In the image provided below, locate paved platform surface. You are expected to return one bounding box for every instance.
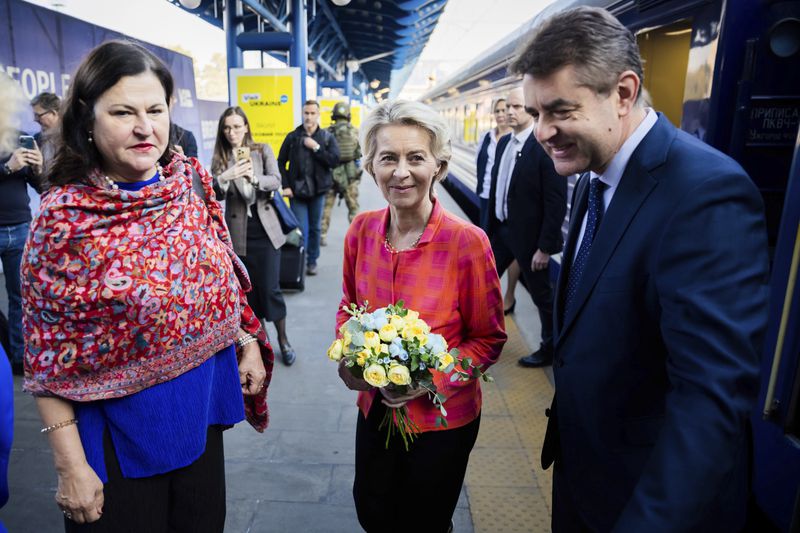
[0,177,553,532]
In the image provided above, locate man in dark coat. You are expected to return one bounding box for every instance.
[514,7,769,532]
[278,100,340,276]
[487,87,567,367]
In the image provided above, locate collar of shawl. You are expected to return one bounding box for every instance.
[23,154,252,401]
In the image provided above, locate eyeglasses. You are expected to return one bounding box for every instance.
[223,124,245,133]
[33,110,54,123]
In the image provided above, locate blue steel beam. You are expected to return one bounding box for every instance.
[240,0,287,31]
[225,0,244,76]
[289,0,308,103]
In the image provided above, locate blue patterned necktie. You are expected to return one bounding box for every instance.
[564,177,606,314]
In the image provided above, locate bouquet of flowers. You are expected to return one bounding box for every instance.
[329,300,492,450]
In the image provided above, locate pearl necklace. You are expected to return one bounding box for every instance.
[102,163,164,190]
[384,229,424,254]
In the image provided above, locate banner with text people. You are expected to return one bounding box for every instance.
[0,0,201,159]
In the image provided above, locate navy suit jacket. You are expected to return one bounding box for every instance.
[486,133,566,264]
[543,114,769,532]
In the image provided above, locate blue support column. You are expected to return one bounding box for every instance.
[290,0,308,104]
[224,0,244,78]
[345,67,353,100]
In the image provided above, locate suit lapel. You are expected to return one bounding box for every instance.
[508,136,537,195]
[556,114,674,343]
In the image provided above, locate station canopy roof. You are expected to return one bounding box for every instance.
[168,0,449,97]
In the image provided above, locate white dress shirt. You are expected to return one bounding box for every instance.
[477,129,500,200]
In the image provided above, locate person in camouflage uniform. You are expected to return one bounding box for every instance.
[321,102,361,245]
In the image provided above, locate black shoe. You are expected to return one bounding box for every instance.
[11,360,24,376]
[518,347,553,368]
[281,344,296,366]
[503,300,516,315]
[306,264,318,276]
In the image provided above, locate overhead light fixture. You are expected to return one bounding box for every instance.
[179,0,202,9]
[331,0,352,5]
[346,60,360,72]
[369,79,381,89]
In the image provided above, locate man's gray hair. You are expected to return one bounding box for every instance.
[510,6,644,100]
[360,99,452,181]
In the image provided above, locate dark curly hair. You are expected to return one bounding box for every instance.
[510,6,643,101]
[48,40,174,186]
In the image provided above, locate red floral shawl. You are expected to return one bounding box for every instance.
[22,155,274,431]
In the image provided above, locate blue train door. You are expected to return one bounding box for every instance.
[752,128,800,531]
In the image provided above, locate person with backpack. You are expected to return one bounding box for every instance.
[321,102,361,246]
[277,100,340,276]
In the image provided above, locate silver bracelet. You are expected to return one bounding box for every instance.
[235,334,257,348]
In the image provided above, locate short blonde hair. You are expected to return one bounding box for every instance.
[360,100,451,182]
[0,75,24,156]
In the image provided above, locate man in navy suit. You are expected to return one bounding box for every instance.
[486,88,567,367]
[512,7,770,532]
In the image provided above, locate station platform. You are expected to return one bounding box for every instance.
[0,178,554,532]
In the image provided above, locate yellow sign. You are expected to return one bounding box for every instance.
[229,68,301,157]
[319,98,363,130]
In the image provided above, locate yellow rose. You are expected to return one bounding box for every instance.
[379,343,390,354]
[356,349,370,367]
[363,364,390,387]
[414,319,431,334]
[342,330,353,352]
[402,323,429,344]
[327,339,343,361]
[405,310,419,322]
[436,352,454,370]
[390,315,406,330]
[379,324,398,343]
[364,331,380,350]
[388,364,412,386]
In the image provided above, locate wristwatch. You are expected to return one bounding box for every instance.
[1,162,12,175]
[313,144,320,153]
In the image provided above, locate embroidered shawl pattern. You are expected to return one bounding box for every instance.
[22,155,274,430]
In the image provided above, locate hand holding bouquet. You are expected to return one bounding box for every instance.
[329,301,492,450]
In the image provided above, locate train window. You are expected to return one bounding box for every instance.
[464,103,478,144]
[637,19,692,128]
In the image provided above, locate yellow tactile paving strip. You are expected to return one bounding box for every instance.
[466,317,554,532]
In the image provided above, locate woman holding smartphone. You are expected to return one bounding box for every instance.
[212,107,296,365]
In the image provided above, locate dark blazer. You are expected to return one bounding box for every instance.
[475,130,492,197]
[543,114,770,532]
[486,132,566,264]
[277,125,339,198]
[170,123,198,158]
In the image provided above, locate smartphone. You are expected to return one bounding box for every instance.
[19,135,35,150]
[235,146,251,162]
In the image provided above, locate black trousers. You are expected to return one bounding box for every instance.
[552,462,594,533]
[239,211,287,322]
[65,426,226,533]
[491,223,555,349]
[353,400,481,533]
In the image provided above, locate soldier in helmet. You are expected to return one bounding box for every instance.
[321,101,361,245]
